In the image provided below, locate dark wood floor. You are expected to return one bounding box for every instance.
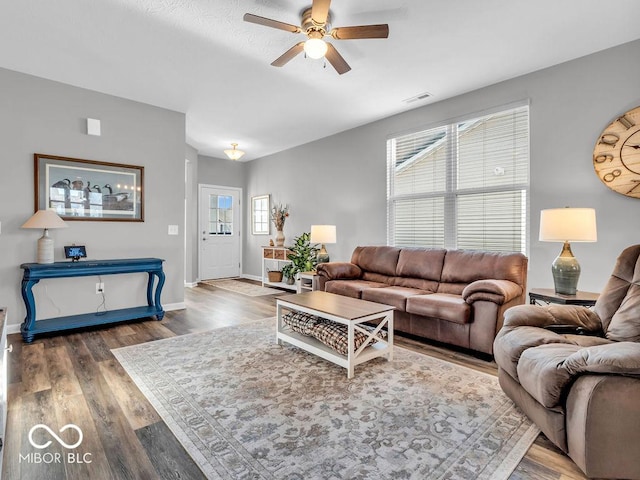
[3,282,588,479]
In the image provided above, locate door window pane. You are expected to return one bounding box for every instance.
[209,194,233,235]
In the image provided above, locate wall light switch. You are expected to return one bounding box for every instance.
[168,225,179,235]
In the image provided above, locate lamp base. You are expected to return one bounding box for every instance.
[551,241,580,295]
[317,244,330,264]
[37,229,55,264]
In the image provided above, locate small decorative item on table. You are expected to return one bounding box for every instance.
[271,203,289,247]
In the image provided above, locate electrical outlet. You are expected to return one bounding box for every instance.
[95,282,104,294]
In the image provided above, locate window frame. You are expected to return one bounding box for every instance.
[387,102,530,255]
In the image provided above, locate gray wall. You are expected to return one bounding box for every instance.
[185,145,198,285]
[0,68,186,328]
[198,154,245,189]
[243,39,640,293]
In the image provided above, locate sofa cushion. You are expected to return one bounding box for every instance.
[395,248,446,281]
[406,293,471,324]
[594,244,640,335]
[325,279,388,299]
[517,343,582,408]
[362,271,394,285]
[441,249,527,285]
[606,283,640,342]
[351,246,401,277]
[392,276,439,292]
[493,326,572,381]
[362,286,426,311]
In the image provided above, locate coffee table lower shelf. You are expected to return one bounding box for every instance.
[277,328,390,374]
[276,291,394,379]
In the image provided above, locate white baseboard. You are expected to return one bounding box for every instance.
[241,274,262,282]
[6,323,20,335]
[184,281,198,288]
[164,302,186,311]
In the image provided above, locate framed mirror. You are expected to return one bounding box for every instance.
[251,194,270,235]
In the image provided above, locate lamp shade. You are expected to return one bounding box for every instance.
[310,225,336,244]
[22,210,67,264]
[539,208,597,243]
[21,210,68,229]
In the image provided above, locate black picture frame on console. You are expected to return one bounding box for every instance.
[34,153,144,221]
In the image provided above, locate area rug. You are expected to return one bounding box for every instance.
[201,279,283,296]
[112,318,539,480]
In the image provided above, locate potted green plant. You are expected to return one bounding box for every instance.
[281,263,295,285]
[287,232,319,280]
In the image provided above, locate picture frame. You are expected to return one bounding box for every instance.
[34,153,144,221]
[251,194,270,235]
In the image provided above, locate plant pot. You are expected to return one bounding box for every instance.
[286,276,295,285]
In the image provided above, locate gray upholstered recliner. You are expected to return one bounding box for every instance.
[494,245,640,479]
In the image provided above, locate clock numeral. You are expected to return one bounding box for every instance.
[603,169,622,182]
[617,114,636,130]
[627,180,640,194]
[594,154,613,163]
[599,132,620,147]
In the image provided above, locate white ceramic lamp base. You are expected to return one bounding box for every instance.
[37,229,55,264]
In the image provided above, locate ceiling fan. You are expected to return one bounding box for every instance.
[243,0,389,75]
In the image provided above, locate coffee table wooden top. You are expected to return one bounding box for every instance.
[278,291,394,321]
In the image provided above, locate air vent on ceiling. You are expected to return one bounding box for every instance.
[403,92,432,104]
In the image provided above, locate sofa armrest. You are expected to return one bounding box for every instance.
[564,342,640,376]
[462,279,523,305]
[316,262,362,281]
[503,304,602,331]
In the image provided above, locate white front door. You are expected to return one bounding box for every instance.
[199,185,241,280]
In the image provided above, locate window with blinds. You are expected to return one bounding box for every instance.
[387,104,529,254]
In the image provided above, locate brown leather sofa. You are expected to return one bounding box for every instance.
[316,246,528,355]
[493,244,640,479]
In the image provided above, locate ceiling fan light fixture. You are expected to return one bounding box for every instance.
[224,143,245,161]
[304,38,328,59]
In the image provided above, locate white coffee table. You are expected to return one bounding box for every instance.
[276,291,394,378]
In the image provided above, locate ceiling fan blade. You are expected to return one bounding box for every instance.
[271,42,305,67]
[311,0,331,24]
[330,24,389,40]
[325,43,351,75]
[243,13,301,33]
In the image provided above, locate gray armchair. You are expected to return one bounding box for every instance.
[494,245,640,479]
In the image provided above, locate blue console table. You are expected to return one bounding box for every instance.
[20,258,165,343]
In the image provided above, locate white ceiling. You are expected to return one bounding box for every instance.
[2,0,640,161]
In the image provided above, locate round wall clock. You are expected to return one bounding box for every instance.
[593,105,640,198]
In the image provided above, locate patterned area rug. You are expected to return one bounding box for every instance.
[112,319,539,480]
[201,279,283,296]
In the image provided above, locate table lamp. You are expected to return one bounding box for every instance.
[539,207,597,295]
[310,225,336,264]
[21,210,68,264]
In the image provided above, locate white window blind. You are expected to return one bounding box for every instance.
[387,105,529,254]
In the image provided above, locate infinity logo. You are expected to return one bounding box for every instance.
[28,424,83,449]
